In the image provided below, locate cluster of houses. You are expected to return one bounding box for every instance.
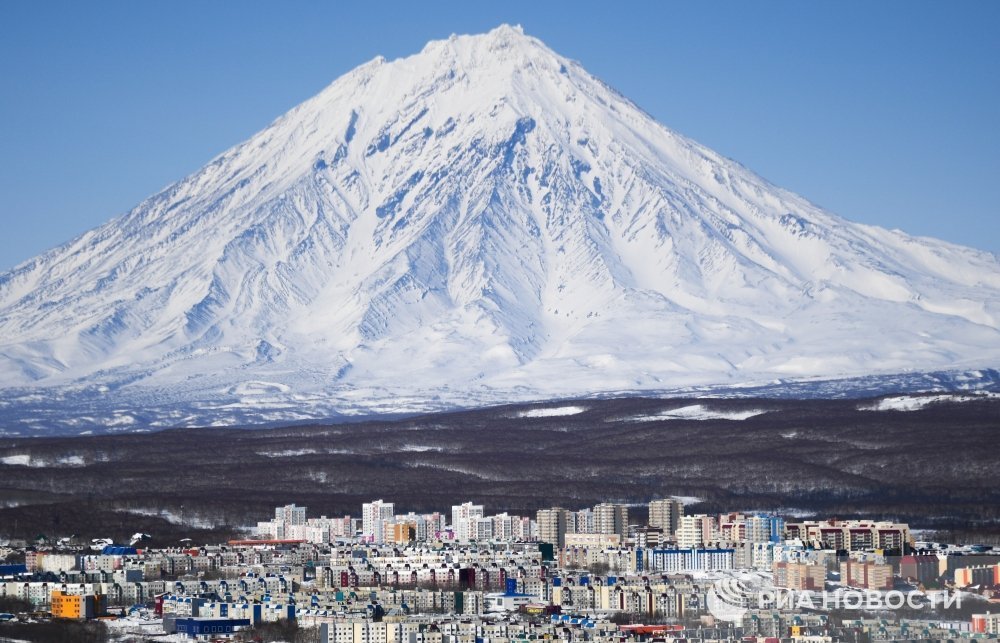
[0,500,998,641]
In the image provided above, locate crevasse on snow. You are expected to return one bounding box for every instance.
[0,25,999,432]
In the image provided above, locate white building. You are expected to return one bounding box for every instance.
[362,500,395,544]
[677,514,716,549]
[647,547,735,572]
[473,517,494,542]
[451,502,484,543]
[491,513,515,541]
[573,508,595,534]
[275,504,306,526]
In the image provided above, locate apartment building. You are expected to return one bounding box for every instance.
[676,514,716,549]
[647,498,684,535]
[275,503,306,526]
[784,520,911,552]
[773,561,826,590]
[536,508,572,548]
[593,503,629,540]
[840,560,893,590]
[362,500,395,544]
[451,502,485,543]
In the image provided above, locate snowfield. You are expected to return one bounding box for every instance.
[257,448,321,457]
[514,406,589,418]
[0,453,86,467]
[860,391,999,412]
[0,25,999,433]
[622,405,767,422]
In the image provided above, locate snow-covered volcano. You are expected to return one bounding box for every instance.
[2,25,999,432]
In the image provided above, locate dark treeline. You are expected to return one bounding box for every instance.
[0,620,109,642]
[0,395,997,545]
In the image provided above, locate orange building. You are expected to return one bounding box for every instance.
[954,563,1000,588]
[389,522,416,544]
[972,613,1000,634]
[51,591,106,620]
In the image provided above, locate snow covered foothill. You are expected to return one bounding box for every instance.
[0,25,999,432]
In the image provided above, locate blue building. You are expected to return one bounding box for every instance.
[768,516,785,544]
[172,616,251,639]
[0,564,27,578]
[101,545,138,556]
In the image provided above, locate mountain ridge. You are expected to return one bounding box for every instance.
[1,24,999,433]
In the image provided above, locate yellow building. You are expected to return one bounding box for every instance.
[50,590,105,619]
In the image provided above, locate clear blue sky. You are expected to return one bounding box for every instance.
[1,1,998,272]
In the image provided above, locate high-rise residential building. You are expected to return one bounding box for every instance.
[768,516,785,543]
[428,512,447,534]
[647,499,684,535]
[362,499,395,543]
[491,513,517,541]
[537,507,572,548]
[745,515,773,543]
[274,504,306,526]
[718,513,747,542]
[388,522,416,544]
[593,503,629,540]
[512,515,534,541]
[451,502,485,543]
[473,517,495,542]
[677,514,716,548]
[394,512,430,541]
[572,508,595,534]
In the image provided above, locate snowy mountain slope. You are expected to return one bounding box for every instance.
[1,25,999,432]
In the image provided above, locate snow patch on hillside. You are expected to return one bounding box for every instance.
[0,453,86,467]
[515,406,588,418]
[122,507,225,529]
[257,448,320,457]
[623,405,767,422]
[860,392,999,412]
